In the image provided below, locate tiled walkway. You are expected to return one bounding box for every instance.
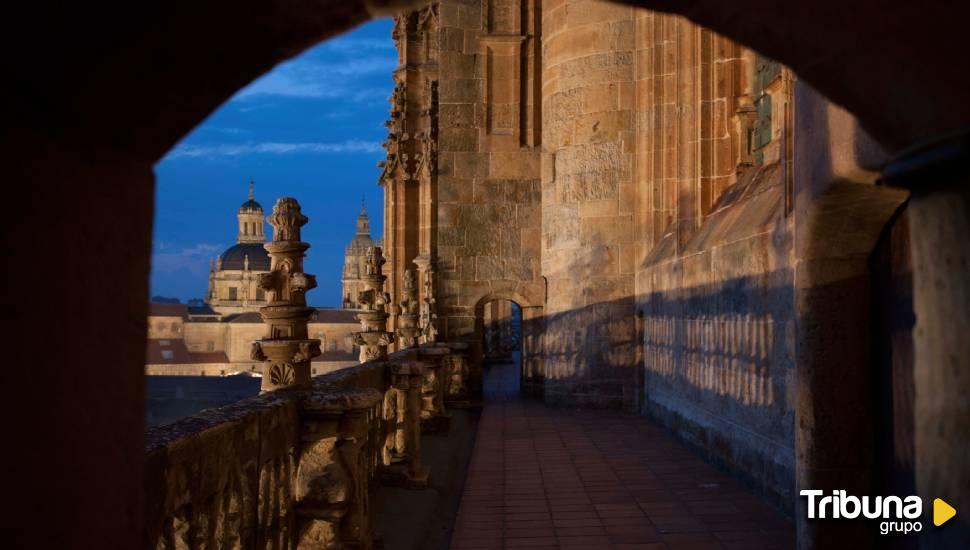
[450,363,795,550]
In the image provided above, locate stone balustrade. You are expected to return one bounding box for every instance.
[144,342,470,549]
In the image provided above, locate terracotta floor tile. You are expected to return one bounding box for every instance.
[449,365,794,550]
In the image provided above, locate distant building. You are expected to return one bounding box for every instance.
[341,203,378,309]
[145,303,358,377]
[206,181,271,315]
[147,181,361,376]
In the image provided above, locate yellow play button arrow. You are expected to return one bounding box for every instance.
[933,498,957,527]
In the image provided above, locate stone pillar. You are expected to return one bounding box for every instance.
[417,345,450,432]
[296,388,382,549]
[909,187,970,548]
[541,0,639,408]
[353,246,395,362]
[413,255,439,344]
[443,343,472,405]
[882,133,970,549]
[396,268,421,348]
[251,197,321,392]
[382,361,431,487]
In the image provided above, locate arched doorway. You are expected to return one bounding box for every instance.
[480,299,523,399]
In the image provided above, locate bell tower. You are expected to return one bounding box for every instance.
[237,180,266,243]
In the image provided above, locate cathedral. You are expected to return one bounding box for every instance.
[145,182,368,376]
[206,181,271,315]
[340,203,378,309]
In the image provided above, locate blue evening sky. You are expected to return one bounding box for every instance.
[150,19,395,307]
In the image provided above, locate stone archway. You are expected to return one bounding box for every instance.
[472,292,544,400]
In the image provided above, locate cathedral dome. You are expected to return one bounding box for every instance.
[219,243,270,271]
[348,232,374,250]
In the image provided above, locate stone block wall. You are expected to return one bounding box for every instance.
[637,163,796,507]
[434,0,545,340]
[630,10,799,506]
[540,0,639,408]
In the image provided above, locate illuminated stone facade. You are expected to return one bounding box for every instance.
[380,0,912,512]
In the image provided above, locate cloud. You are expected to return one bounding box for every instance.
[151,243,223,277]
[204,126,249,135]
[233,56,396,101]
[323,37,396,52]
[166,140,384,159]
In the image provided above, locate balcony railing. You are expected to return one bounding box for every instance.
[144,342,471,549]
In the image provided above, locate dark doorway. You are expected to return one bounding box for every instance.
[481,299,523,399]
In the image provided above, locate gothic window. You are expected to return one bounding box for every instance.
[329,340,337,352]
[256,288,265,301]
[170,322,178,333]
[228,287,237,300]
[243,223,248,236]
[206,341,214,352]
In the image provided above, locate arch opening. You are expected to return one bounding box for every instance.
[480,298,523,400]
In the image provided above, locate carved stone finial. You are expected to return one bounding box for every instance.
[254,197,319,392]
[268,197,308,243]
[353,246,395,361]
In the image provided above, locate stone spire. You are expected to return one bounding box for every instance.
[352,246,394,362]
[250,197,320,391]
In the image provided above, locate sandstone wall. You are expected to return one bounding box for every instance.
[183,322,228,353]
[630,11,799,505]
[434,0,545,342]
[539,0,639,407]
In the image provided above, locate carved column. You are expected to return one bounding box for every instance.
[413,255,438,344]
[417,345,449,433]
[296,388,382,549]
[251,197,320,392]
[382,361,431,487]
[396,269,421,348]
[352,246,395,363]
[443,343,472,406]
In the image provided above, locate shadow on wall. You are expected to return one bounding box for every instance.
[522,270,797,508]
[530,296,639,409]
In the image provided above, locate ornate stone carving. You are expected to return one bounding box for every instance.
[396,268,422,349]
[269,363,295,386]
[416,346,450,432]
[378,82,411,186]
[297,388,382,549]
[380,362,431,487]
[414,256,439,344]
[444,353,469,403]
[352,246,395,362]
[254,197,320,392]
[414,79,439,181]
